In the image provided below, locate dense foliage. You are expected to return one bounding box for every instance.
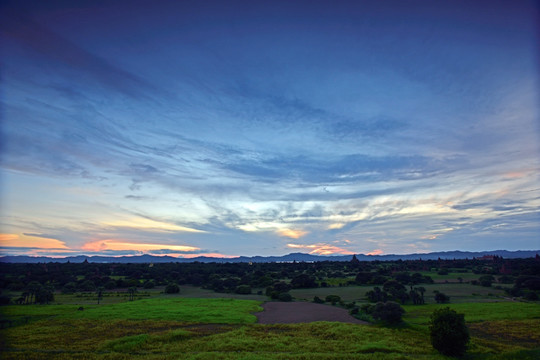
[371,301,405,325]
[0,255,539,305]
[429,307,470,357]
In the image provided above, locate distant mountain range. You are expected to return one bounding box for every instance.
[1,250,538,263]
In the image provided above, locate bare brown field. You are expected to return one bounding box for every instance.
[255,301,368,324]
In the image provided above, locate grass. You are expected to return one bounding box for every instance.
[1,320,441,359]
[3,317,539,359]
[0,298,262,324]
[1,289,539,359]
[403,302,540,326]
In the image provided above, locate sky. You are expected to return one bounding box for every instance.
[1,0,539,258]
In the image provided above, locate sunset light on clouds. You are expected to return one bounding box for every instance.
[1,0,539,259]
[81,240,200,254]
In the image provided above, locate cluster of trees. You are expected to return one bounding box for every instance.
[366,281,428,305]
[1,256,538,305]
[13,281,54,305]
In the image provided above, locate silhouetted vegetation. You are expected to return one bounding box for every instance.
[0,255,538,306]
[430,307,470,356]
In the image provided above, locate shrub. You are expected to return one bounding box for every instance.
[143,280,155,289]
[291,274,317,288]
[313,296,324,304]
[435,292,450,303]
[62,282,77,294]
[104,280,117,290]
[325,295,341,305]
[266,281,291,299]
[429,307,470,357]
[355,271,373,285]
[479,275,494,287]
[79,280,96,292]
[165,283,180,294]
[360,303,374,314]
[278,292,293,302]
[344,302,356,309]
[371,301,405,325]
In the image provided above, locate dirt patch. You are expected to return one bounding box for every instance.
[255,302,368,324]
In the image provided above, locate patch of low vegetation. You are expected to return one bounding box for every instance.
[1,298,262,324]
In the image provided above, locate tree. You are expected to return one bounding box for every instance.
[26,281,41,304]
[128,287,137,301]
[35,285,54,304]
[165,283,180,294]
[79,280,96,292]
[478,275,494,287]
[291,274,317,288]
[355,272,373,285]
[434,292,450,304]
[383,280,409,304]
[62,282,77,294]
[96,287,104,305]
[416,287,426,304]
[371,301,405,325]
[278,292,293,302]
[325,295,341,305]
[366,286,387,303]
[429,307,470,357]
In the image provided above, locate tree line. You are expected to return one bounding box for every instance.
[0,255,539,305]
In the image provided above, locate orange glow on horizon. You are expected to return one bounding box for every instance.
[0,233,69,249]
[287,243,355,255]
[366,249,383,255]
[179,252,237,259]
[82,239,200,253]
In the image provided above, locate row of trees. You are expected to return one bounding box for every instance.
[1,257,538,304]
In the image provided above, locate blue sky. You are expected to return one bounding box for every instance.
[1,0,539,258]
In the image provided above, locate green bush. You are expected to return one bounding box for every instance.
[434,292,450,303]
[165,283,180,294]
[371,301,405,325]
[429,307,470,357]
[325,295,341,305]
[278,292,293,302]
[143,280,155,289]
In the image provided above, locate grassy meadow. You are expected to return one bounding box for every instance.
[1,282,539,360]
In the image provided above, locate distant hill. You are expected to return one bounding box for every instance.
[0,250,538,263]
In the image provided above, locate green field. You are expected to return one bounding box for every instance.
[1,297,262,324]
[1,289,539,359]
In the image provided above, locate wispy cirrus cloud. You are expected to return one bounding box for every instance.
[1,0,538,258]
